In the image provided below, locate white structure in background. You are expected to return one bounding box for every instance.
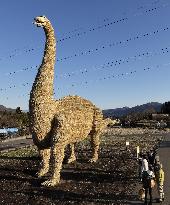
[0,128,8,134]
[137,146,140,158]
[0,128,18,137]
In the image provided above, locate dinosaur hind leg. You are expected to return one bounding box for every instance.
[89,132,100,163]
[89,118,109,163]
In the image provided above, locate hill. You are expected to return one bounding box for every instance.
[103,102,162,118]
[0,105,29,129]
[0,105,15,112]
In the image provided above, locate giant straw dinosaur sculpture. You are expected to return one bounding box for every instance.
[29,16,115,186]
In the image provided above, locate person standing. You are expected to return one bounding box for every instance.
[142,165,155,205]
[141,154,149,174]
[147,150,155,166]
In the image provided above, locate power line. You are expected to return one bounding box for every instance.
[0,1,169,62]
[57,17,128,43]
[57,47,169,79]
[69,62,170,88]
[1,51,169,93]
[52,0,170,43]
[1,59,169,103]
[56,26,169,62]
[2,21,166,65]
[1,46,169,78]
[4,65,39,76]
[1,61,170,101]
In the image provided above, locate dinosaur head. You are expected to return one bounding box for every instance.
[34,16,49,27]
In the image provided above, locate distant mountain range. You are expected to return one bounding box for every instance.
[0,105,15,112]
[103,102,162,118]
[0,105,28,113]
[0,102,163,117]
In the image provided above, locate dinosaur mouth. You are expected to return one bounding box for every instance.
[34,18,43,27]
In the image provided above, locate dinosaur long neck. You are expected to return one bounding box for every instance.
[29,21,56,143]
[31,22,56,101]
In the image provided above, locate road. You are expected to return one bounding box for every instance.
[157,133,170,204]
[0,135,33,152]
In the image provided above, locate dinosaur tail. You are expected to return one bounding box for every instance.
[104,118,113,125]
[93,108,118,131]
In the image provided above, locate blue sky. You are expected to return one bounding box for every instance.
[0,0,170,110]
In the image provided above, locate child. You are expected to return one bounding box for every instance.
[155,163,165,202]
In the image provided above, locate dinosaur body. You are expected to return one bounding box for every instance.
[29,16,113,186]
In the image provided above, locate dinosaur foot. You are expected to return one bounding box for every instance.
[42,178,60,187]
[37,168,49,178]
[67,156,76,164]
[88,157,98,163]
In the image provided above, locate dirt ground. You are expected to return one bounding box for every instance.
[0,131,166,205]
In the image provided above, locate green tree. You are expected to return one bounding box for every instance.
[16,107,22,114]
[161,102,170,114]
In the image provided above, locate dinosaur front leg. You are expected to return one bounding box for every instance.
[37,148,50,177]
[42,140,66,187]
[67,143,76,163]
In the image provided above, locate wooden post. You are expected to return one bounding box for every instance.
[126,141,129,151]
[137,145,140,159]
